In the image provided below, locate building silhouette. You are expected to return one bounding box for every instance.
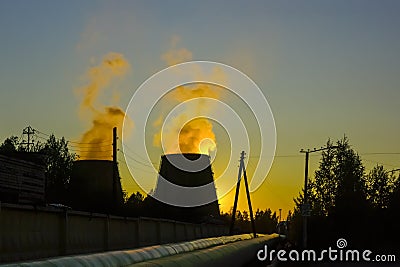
[0,153,45,204]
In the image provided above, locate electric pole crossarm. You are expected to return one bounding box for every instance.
[21,126,36,152]
[300,145,339,154]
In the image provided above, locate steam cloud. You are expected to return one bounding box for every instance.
[77,52,133,159]
[154,37,224,155]
[161,35,193,66]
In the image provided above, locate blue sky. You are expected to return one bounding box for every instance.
[1,1,400,213]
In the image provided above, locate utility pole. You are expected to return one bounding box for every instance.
[229,151,257,238]
[300,146,338,248]
[112,127,118,210]
[279,208,282,223]
[21,126,36,152]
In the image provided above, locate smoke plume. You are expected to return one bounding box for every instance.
[77,52,133,159]
[161,36,193,66]
[154,38,224,155]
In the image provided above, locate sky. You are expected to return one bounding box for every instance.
[1,1,400,217]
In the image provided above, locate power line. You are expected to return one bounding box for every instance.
[119,147,160,166]
[68,143,112,148]
[71,149,112,153]
[68,140,112,145]
[121,143,151,163]
[249,151,400,159]
[35,129,50,137]
[119,150,154,168]
[118,157,156,174]
[363,158,400,169]
[35,128,113,145]
[35,135,48,141]
[76,155,112,159]
[360,152,400,155]
[249,154,322,159]
[29,127,400,155]
[37,135,110,153]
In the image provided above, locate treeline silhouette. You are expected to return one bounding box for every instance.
[221,209,279,234]
[288,136,400,252]
[123,190,279,233]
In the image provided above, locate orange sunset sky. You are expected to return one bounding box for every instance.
[1,1,400,217]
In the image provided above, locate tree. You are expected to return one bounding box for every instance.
[41,134,76,203]
[124,191,145,216]
[364,165,394,209]
[254,208,278,234]
[290,137,369,247]
[311,139,337,216]
[0,136,20,153]
[288,191,306,244]
[0,135,43,153]
[221,207,278,234]
[390,172,400,206]
[387,172,400,244]
[333,137,366,215]
[304,137,367,217]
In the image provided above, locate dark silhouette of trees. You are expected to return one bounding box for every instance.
[220,208,278,234]
[123,191,145,217]
[254,208,279,234]
[122,193,280,230]
[310,140,337,216]
[289,136,400,250]
[364,165,395,209]
[387,172,400,243]
[333,137,367,217]
[41,134,76,203]
[308,137,366,217]
[0,136,20,153]
[289,192,303,242]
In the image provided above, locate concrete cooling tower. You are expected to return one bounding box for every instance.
[68,160,124,214]
[151,153,220,223]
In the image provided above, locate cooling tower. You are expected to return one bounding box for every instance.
[151,153,220,223]
[68,160,123,214]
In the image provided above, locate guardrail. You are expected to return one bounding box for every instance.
[0,202,228,263]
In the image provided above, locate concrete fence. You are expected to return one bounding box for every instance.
[0,203,228,263]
